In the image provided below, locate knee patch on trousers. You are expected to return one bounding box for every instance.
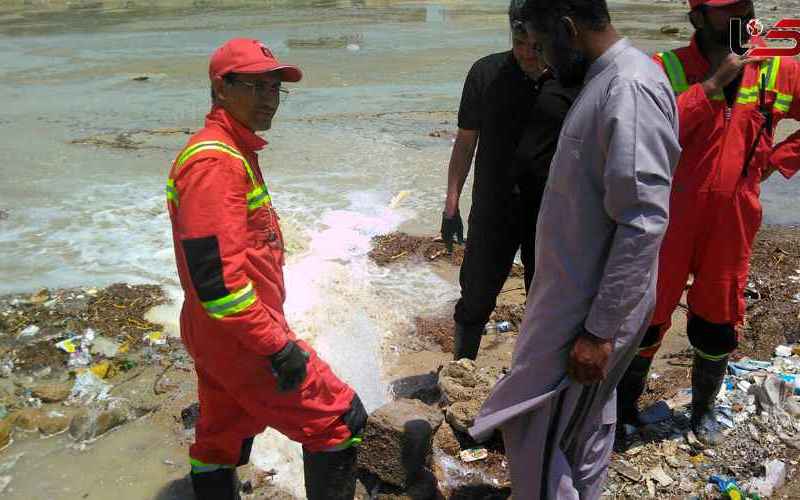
[637,324,667,359]
[687,314,738,359]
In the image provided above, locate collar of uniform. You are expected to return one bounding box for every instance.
[205,105,268,153]
[584,37,632,83]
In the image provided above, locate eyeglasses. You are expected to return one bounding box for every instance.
[229,79,290,98]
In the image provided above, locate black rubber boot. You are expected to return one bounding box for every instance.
[190,468,241,500]
[453,323,484,361]
[617,355,654,427]
[303,446,358,500]
[690,352,729,446]
[614,355,653,451]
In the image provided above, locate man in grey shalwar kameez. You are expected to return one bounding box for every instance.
[469,1,682,498]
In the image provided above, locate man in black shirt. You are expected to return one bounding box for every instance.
[441,0,578,360]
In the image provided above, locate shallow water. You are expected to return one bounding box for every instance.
[0,0,798,497]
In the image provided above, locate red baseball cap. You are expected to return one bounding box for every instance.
[209,38,302,82]
[688,0,748,10]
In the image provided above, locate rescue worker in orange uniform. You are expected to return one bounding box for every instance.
[617,0,800,446]
[166,39,367,499]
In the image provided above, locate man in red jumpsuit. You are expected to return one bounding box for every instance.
[166,39,367,499]
[616,0,800,447]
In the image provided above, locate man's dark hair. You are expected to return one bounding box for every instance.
[522,0,611,33]
[509,0,527,34]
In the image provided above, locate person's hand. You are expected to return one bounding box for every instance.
[269,341,310,392]
[567,328,613,385]
[703,53,766,97]
[440,211,464,253]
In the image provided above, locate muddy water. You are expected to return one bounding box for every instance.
[0,1,798,498]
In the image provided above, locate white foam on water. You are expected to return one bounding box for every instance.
[250,192,457,498]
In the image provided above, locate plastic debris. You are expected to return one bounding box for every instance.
[709,475,745,500]
[0,406,6,420]
[746,460,786,497]
[775,345,793,358]
[89,361,114,379]
[639,400,672,425]
[91,337,121,358]
[18,325,40,338]
[495,321,512,333]
[69,371,111,403]
[143,331,167,346]
[460,447,488,463]
[0,360,14,378]
[0,476,10,494]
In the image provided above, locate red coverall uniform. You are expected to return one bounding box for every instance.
[166,106,357,467]
[641,36,800,359]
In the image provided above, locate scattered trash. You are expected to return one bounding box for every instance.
[17,325,40,338]
[69,371,111,403]
[660,25,680,34]
[346,43,360,52]
[648,465,674,487]
[89,361,114,379]
[775,345,793,357]
[460,447,488,463]
[0,360,14,378]
[143,331,166,346]
[746,459,786,497]
[639,400,672,425]
[91,337,121,358]
[131,75,150,81]
[0,406,6,420]
[495,321,512,333]
[709,475,745,500]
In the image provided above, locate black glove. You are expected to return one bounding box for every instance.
[440,211,464,253]
[269,341,310,393]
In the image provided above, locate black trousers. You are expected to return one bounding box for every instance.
[454,178,547,328]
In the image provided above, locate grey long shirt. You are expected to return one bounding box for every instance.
[472,37,681,440]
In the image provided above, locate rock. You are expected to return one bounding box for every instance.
[432,422,460,456]
[0,418,12,449]
[69,406,128,441]
[446,400,482,434]
[368,467,438,500]
[612,461,642,482]
[358,399,444,489]
[38,412,70,436]
[29,289,50,304]
[437,359,501,405]
[31,383,72,403]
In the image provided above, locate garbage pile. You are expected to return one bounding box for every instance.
[607,345,800,498]
[0,284,180,452]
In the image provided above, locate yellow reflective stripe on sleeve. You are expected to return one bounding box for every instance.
[247,184,272,210]
[775,92,793,113]
[659,51,689,94]
[201,281,257,319]
[166,179,179,206]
